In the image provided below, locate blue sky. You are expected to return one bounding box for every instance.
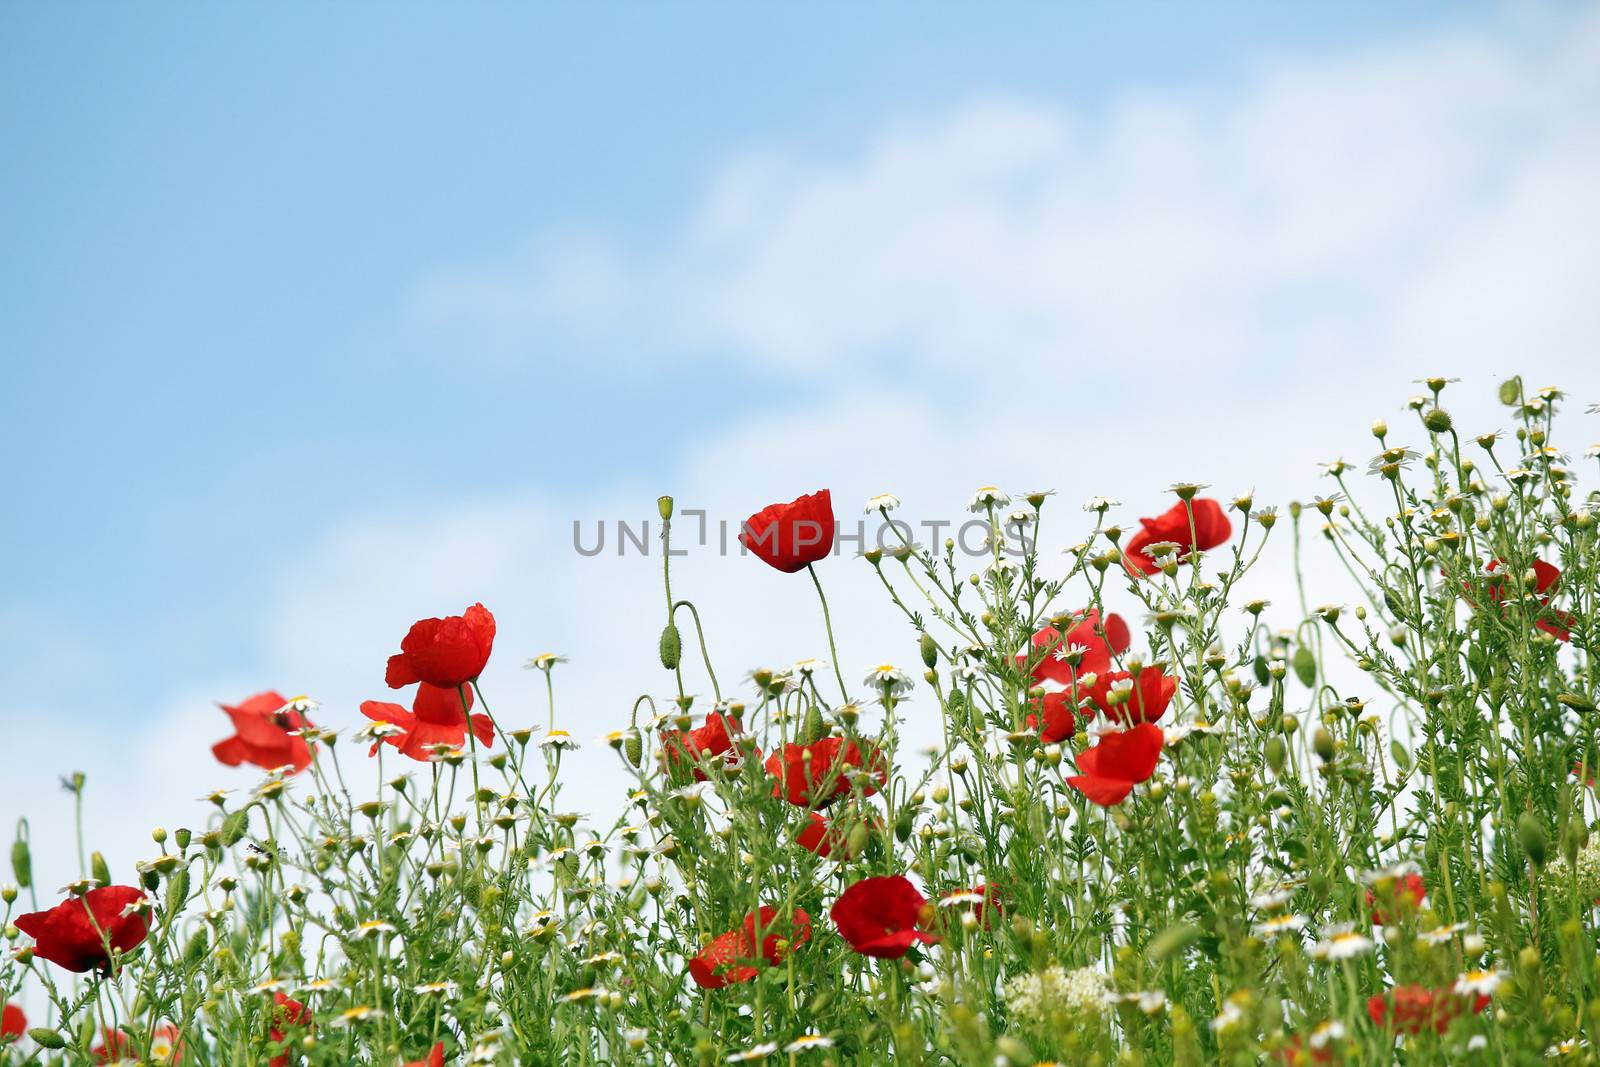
[4,1,1597,877]
[0,1,1484,693]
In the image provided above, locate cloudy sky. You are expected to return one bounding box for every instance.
[3,1,1598,882]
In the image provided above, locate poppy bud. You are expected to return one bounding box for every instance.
[29,1028,67,1049]
[1519,813,1547,868]
[894,811,913,842]
[90,852,111,887]
[659,623,682,670]
[1312,728,1335,763]
[802,705,826,743]
[183,927,209,967]
[624,732,643,767]
[919,632,938,670]
[1264,736,1286,777]
[10,839,30,889]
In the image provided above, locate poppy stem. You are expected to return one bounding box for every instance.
[807,563,850,704]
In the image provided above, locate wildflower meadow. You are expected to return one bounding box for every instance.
[5,374,1600,1066]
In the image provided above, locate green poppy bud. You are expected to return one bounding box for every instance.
[1265,736,1286,777]
[10,839,30,889]
[659,623,682,670]
[1519,812,1548,869]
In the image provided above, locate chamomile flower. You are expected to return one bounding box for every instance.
[727,1043,780,1062]
[1454,969,1506,998]
[783,1035,835,1053]
[967,486,1010,512]
[1253,914,1308,938]
[414,980,460,997]
[524,653,569,671]
[1083,496,1121,513]
[1419,922,1469,945]
[539,730,579,752]
[864,493,901,513]
[1309,924,1374,961]
[332,1005,382,1027]
[351,920,395,940]
[863,663,914,695]
[1309,1020,1347,1049]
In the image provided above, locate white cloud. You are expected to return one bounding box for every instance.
[416,4,1600,392]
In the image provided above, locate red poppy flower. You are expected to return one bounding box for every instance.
[688,908,811,988]
[1021,611,1132,742]
[1025,691,1081,744]
[385,603,496,689]
[766,737,886,807]
[403,1043,445,1067]
[1023,611,1131,687]
[268,992,311,1067]
[1365,872,1426,925]
[1367,984,1488,1035]
[688,929,757,990]
[1,1003,24,1043]
[16,886,151,974]
[742,906,812,967]
[1087,666,1177,726]
[939,883,1002,929]
[1479,558,1573,641]
[1065,723,1164,806]
[661,712,746,782]
[211,690,314,774]
[831,875,939,958]
[1123,498,1232,576]
[360,683,493,761]
[93,1024,182,1064]
[741,490,835,573]
[795,810,877,860]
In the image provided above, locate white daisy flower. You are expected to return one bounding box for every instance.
[539,730,579,751]
[1210,998,1246,1032]
[351,920,396,940]
[357,721,407,741]
[727,1043,780,1062]
[783,1034,835,1053]
[1418,922,1468,946]
[524,653,569,670]
[1309,1020,1347,1049]
[1083,496,1121,513]
[415,980,460,996]
[1250,886,1296,910]
[864,493,901,513]
[1454,969,1506,997]
[332,1005,382,1027]
[561,986,607,1003]
[863,663,914,695]
[1309,924,1375,961]
[967,486,1010,512]
[1252,914,1308,938]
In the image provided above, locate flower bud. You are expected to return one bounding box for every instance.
[657,495,674,521]
[659,623,682,670]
